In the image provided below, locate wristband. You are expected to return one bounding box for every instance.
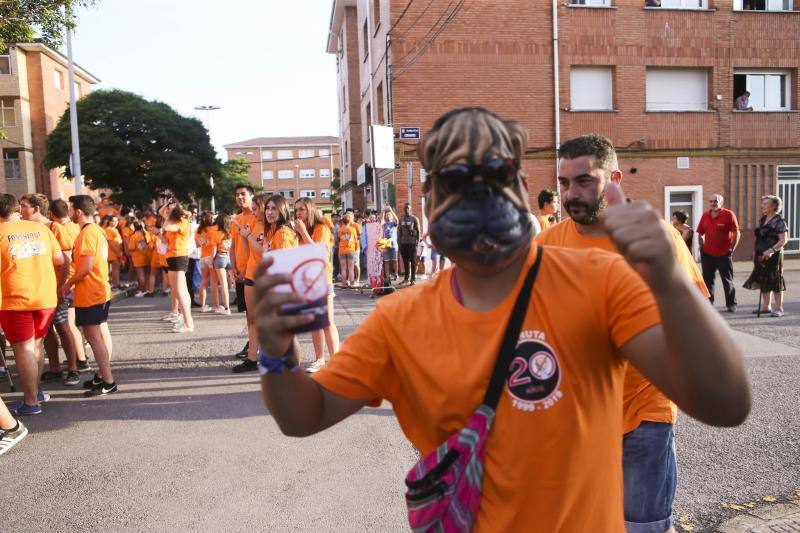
[257,345,299,375]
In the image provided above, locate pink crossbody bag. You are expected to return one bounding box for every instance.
[404,247,544,532]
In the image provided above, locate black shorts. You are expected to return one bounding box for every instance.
[235,281,247,313]
[167,256,189,272]
[75,301,110,327]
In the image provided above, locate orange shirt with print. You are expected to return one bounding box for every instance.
[212,230,232,255]
[314,244,661,532]
[337,224,359,255]
[105,227,123,262]
[196,227,217,258]
[311,223,333,284]
[128,232,153,268]
[73,223,112,307]
[165,218,190,258]
[244,219,266,281]
[535,217,709,434]
[232,212,257,275]
[0,220,61,310]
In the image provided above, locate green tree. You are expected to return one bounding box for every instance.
[0,1,96,51]
[44,89,220,207]
[330,167,342,211]
[214,157,260,214]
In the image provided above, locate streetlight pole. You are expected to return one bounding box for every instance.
[65,13,82,194]
[194,105,220,212]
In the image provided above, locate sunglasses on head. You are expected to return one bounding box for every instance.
[434,158,519,189]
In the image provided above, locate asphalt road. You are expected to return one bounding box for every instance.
[1,266,799,532]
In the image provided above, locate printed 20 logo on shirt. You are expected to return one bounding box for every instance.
[507,330,563,412]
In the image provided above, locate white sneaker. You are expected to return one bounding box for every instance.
[215,307,231,315]
[305,359,326,373]
[134,291,146,298]
[200,305,213,313]
[161,312,180,322]
[172,321,194,333]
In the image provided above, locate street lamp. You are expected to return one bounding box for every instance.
[194,105,220,212]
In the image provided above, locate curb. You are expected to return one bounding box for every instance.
[712,492,800,533]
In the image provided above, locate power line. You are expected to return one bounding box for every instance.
[391,0,455,68]
[388,0,415,34]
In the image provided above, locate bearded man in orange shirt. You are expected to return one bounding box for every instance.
[250,108,751,532]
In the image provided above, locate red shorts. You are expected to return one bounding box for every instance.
[0,309,56,344]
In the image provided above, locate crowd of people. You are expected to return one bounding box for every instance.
[0,109,790,532]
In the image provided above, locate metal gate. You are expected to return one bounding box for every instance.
[777,165,800,253]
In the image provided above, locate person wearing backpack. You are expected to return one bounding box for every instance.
[250,108,751,532]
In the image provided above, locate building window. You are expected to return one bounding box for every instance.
[570,0,612,5]
[319,148,331,157]
[0,97,16,127]
[366,102,372,142]
[363,19,369,59]
[54,69,64,90]
[373,0,381,29]
[646,0,708,8]
[376,82,385,124]
[342,85,347,112]
[265,191,274,196]
[300,189,316,198]
[320,168,331,178]
[733,71,790,111]
[261,150,273,160]
[646,68,708,111]
[262,170,274,181]
[280,190,295,199]
[344,141,348,165]
[299,149,315,158]
[299,169,316,178]
[235,151,254,156]
[277,150,293,160]
[3,150,21,180]
[278,170,294,179]
[735,0,793,10]
[570,67,613,111]
[320,189,332,198]
[0,56,10,75]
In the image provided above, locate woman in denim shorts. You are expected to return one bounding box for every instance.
[211,214,232,314]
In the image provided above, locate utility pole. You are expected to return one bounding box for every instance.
[65,11,82,194]
[194,105,220,212]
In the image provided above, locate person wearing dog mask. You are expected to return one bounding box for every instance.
[251,107,750,532]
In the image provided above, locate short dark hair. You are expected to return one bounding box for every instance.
[0,194,19,218]
[234,183,255,195]
[49,198,69,218]
[672,210,688,224]
[21,193,49,214]
[69,195,96,217]
[558,134,618,173]
[537,189,557,210]
[743,91,751,96]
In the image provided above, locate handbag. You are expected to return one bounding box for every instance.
[404,247,544,533]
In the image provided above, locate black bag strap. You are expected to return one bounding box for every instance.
[482,246,544,410]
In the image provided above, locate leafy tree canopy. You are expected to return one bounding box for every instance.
[44,89,221,207]
[0,1,95,51]
[214,158,260,214]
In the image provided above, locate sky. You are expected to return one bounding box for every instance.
[63,0,339,160]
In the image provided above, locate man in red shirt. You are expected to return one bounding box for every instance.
[696,194,740,312]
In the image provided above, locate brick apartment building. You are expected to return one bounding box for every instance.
[0,43,98,199]
[327,0,800,260]
[224,136,340,211]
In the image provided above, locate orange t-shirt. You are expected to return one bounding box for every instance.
[48,221,75,252]
[266,225,298,252]
[165,218,190,258]
[105,227,123,262]
[196,227,217,259]
[73,223,112,307]
[212,230,232,255]
[535,217,709,434]
[128,232,152,268]
[0,220,60,310]
[313,244,660,532]
[232,212,257,274]
[337,224,359,255]
[244,219,266,281]
[62,221,81,243]
[312,223,333,284]
[536,214,552,231]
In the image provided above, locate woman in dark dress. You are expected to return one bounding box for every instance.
[743,195,788,317]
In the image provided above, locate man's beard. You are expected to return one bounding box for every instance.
[564,195,607,225]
